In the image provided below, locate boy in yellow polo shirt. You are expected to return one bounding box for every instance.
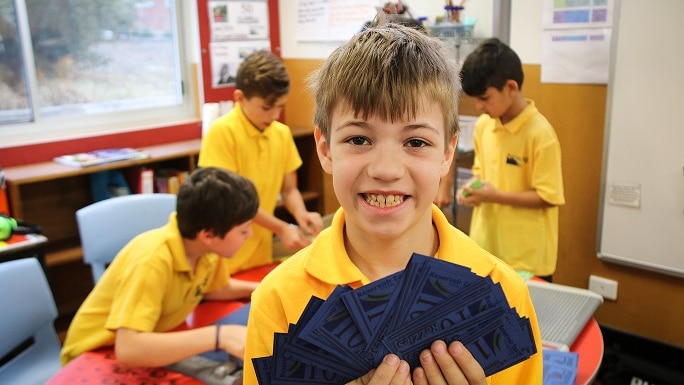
[244,24,542,385]
[61,167,260,367]
[199,50,324,274]
[456,38,565,281]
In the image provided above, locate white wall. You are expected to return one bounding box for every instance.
[279,0,542,64]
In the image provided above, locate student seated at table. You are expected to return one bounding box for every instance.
[61,167,260,368]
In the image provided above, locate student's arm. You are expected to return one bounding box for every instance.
[203,278,259,301]
[434,159,456,208]
[114,324,246,368]
[280,172,324,236]
[251,206,310,251]
[457,179,552,209]
[250,172,323,251]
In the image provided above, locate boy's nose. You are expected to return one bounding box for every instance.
[367,146,405,181]
[270,108,283,121]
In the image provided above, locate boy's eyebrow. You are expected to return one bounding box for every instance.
[333,119,368,131]
[333,120,441,135]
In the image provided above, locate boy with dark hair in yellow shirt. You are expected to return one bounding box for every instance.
[456,38,565,281]
[61,167,260,367]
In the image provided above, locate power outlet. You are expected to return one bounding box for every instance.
[589,275,618,300]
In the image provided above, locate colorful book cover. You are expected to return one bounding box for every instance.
[53,148,149,168]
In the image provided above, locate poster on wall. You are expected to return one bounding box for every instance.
[296,0,375,42]
[208,0,269,41]
[209,40,271,88]
[540,0,614,84]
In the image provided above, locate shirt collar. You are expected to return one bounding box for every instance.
[304,208,367,286]
[163,213,193,273]
[493,99,538,134]
[303,206,496,285]
[235,102,273,139]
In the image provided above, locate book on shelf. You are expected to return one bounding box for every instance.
[154,168,189,194]
[53,148,149,168]
[124,167,155,194]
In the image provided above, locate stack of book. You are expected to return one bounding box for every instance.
[53,148,149,168]
[155,169,189,194]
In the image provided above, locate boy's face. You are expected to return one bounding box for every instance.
[472,81,517,121]
[234,90,287,131]
[210,220,254,258]
[315,100,456,240]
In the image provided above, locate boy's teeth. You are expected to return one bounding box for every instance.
[366,194,404,207]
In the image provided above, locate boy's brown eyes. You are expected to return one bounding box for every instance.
[348,137,368,145]
[407,139,427,147]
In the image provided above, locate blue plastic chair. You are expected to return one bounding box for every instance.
[0,258,62,385]
[76,193,177,283]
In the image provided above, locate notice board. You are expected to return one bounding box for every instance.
[597,0,684,278]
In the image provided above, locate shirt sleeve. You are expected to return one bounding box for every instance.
[105,257,170,333]
[531,130,565,206]
[198,118,238,171]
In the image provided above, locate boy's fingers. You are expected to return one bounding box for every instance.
[425,340,465,384]
[365,354,411,385]
[446,341,487,384]
[416,340,487,385]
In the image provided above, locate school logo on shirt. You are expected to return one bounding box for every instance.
[185,275,210,302]
[506,154,527,166]
[195,275,210,298]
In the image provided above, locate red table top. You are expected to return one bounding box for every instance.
[571,317,604,385]
[47,262,603,385]
[46,262,280,385]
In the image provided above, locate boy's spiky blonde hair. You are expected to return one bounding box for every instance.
[309,23,461,143]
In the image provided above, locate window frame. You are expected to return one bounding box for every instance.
[0,0,200,148]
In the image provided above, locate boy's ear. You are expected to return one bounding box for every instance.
[441,134,458,177]
[505,79,519,94]
[233,89,245,103]
[197,228,216,244]
[314,127,333,174]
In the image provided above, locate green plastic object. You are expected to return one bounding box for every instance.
[461,179,483,197]
[0,216,17,241]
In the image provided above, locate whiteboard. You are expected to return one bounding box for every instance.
[597,0,684,278]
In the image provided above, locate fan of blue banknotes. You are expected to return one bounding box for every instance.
[253,253,537,384]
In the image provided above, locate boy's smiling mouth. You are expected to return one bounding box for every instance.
[363,193,405,207]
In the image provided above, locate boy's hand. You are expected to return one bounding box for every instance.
[297,211,324,237]
[347,354,411,385]
[413,340,487,385]
[456,179,492,207]
[218,324,248,360]
[279,223,312,251]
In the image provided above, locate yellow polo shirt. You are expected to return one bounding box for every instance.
[244,206,543,385]
[199,103,302,273]
[60,213,231,365]
[470,100,565,276]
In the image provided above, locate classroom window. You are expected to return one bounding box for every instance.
[0,0,196,147]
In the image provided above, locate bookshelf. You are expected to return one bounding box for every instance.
[3,130,321,267]
[3,130,322,326]
[3,139,202,267]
